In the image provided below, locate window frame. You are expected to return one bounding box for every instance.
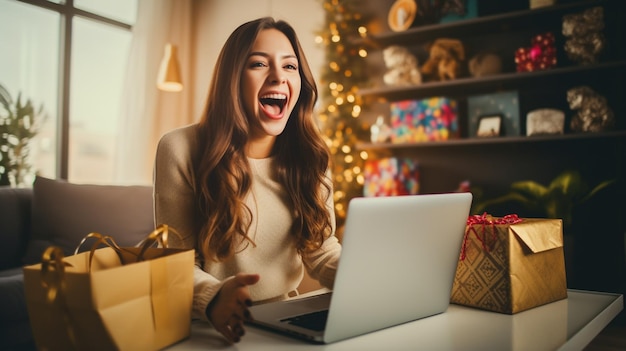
[15,0,132,179]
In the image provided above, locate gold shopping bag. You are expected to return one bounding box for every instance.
[23,225,194,351]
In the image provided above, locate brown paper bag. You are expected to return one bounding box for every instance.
[450,215,568,314]
[23,225,194,351]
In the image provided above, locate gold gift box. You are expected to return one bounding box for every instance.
[450,217,568,314]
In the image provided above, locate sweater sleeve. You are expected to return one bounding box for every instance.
[302,171,342,289]
[153,125,224,321]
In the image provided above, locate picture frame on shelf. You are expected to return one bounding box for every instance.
[467,91,520,138]
[477,114,502,137]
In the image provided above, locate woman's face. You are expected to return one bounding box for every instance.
[241,28,301,156]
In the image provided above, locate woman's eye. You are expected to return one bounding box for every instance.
[250,61,266,68]
[285,63,298,70]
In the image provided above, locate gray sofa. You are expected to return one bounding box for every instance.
[0,176,154,350]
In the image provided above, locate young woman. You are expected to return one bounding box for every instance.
[153,17,341,343]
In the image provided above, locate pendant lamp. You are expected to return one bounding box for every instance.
[157,43,183,92]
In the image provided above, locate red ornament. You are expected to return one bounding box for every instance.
[515,32,557,72]
[530,45,542,61]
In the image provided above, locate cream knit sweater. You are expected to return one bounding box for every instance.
[154,124,341,321]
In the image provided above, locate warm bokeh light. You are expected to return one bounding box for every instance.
[317,0,370,232]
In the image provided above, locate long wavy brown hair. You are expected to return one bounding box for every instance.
[195,17,333,262]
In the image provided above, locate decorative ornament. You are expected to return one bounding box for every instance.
[382,45,422,86]
[420,38,465,81]
[468,51,502,77]
[388,0,417,32]
[567,86,614,133]
[370,115,392,143]
[562,6,605,65]
[526,108,565,136]
[388,0,443,31]
[515,32,557,72]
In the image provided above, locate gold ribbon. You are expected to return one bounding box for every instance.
[73,224,181,270]
[40,246,78,349]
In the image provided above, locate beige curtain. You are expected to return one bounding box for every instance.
[114,0,193,185]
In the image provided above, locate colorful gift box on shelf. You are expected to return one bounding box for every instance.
[363,157,419,197]
[439,0,477,24]
[467,91,520,137]
[390,98,459,143]
[439,0,530,23]
[450,214,568,314]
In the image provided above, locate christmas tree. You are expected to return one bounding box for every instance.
[316,0,371,235]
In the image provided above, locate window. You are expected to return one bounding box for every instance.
[0,0,137,185]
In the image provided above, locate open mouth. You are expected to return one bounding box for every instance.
[259,93,287,118]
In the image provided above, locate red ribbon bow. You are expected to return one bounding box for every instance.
[460,213,522,260]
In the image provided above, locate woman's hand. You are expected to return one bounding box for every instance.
[207,273,260,343]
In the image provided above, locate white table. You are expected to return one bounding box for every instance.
[168,289,623,351]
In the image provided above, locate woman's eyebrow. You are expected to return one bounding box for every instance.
[248,51,297,60]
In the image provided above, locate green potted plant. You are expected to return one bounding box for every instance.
[473,169,615,231]
[472,170,618,286]
[0,83,46,187]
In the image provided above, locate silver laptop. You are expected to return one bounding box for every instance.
[248,192,472,344]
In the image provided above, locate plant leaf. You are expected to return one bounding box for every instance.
[510,180,548,199]
[0,83,13,113]
[579,179,616,204]
[473,192,541,215]
[550,170,587,200]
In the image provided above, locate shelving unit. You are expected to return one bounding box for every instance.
[358,0,625,176]
[368,0,617,47]
[358,129,626,150]
[357,0,625,293]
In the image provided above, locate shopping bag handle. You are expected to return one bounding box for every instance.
[135,224,182,259]
[74,232,130,268]
[73,224,181,270]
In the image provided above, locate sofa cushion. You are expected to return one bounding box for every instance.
[0,187,32,271]
[23,176,155,265]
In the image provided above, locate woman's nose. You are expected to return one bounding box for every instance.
[268,69,286,84]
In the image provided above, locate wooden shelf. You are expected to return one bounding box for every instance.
[356,130,626,151]
[358,61,626,102]
[368,0,613,47]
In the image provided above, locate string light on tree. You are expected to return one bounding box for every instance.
[316,0,371,234]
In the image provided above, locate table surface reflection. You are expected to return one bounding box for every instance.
[168,289,623,351]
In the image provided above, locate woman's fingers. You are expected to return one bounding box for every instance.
[210,273,260,343]
[217,314,246,343]
[219,324,239,343]
[232,321,245,338]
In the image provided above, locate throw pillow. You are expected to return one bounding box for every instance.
[23,176,154,264]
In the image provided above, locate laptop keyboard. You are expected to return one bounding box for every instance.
[281,309,329,331]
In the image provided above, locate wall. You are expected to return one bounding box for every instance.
[190,0,325,121]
